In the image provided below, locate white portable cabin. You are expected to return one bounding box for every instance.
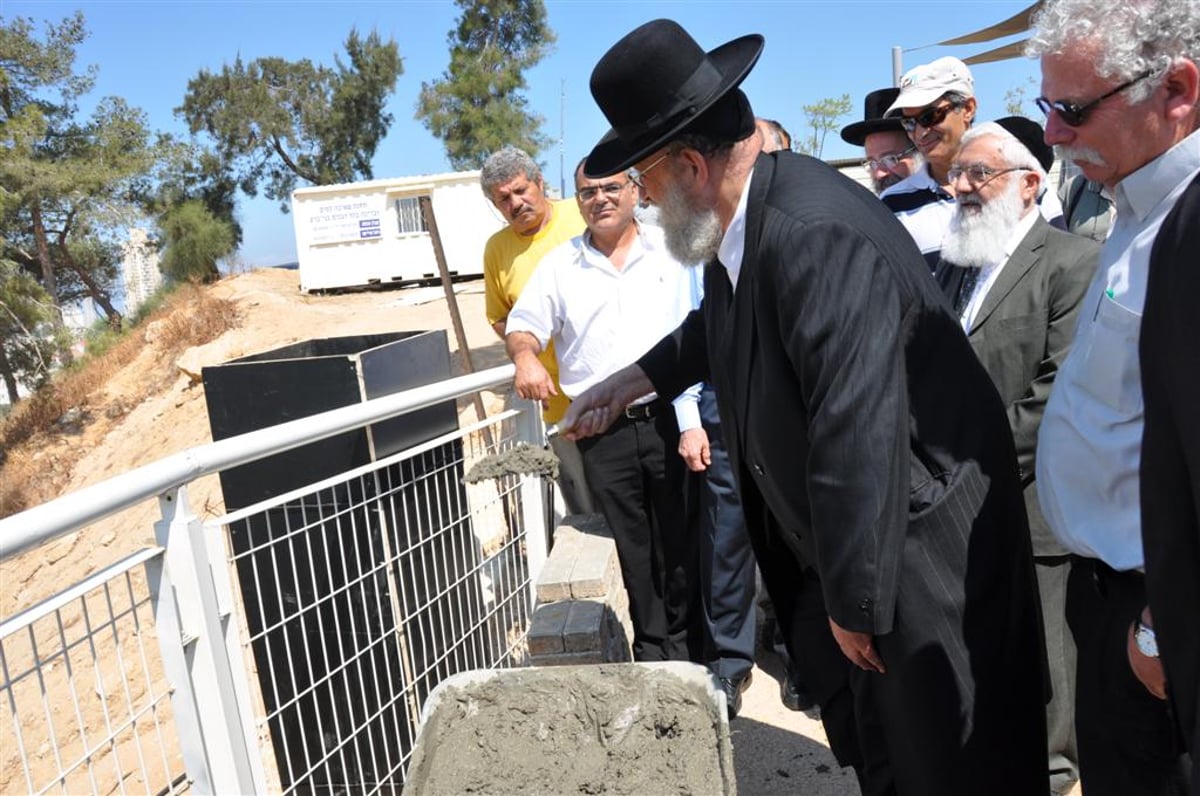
[291,170,505,293]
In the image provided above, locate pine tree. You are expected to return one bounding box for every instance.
[416,0,556,170]
[178,28,403,211]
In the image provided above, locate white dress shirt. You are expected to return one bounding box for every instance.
[717,167,754,290]
[506,222,701,431]
[1037,128,1200,570]
[959,208,1040,332]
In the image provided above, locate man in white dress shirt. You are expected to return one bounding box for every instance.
[1030,0,1200,792]
[505,160,702,664]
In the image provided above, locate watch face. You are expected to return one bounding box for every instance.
[1136,623,1159,658]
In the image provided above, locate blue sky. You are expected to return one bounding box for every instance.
[8,0,1046,267]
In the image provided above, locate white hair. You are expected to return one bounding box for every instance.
[959,123,1047,183]
[1027,0,1200,103]
[481,147,542,197]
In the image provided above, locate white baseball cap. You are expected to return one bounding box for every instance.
[885,57,975,116]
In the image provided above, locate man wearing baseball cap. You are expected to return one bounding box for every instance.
[879,57,978,269]
[882,58,1065,271]
[563,19,1046,794]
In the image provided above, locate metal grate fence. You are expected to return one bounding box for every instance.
[0,549,186,795]
[0,365,544,794]
[215,412,541,793]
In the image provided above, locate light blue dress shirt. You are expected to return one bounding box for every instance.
[1037,129,1200,570]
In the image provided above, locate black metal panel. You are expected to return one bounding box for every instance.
[359,332,458,459]
[201,331,456,511]
[200,331,471,793]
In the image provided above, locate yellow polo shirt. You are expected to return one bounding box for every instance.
[484,199,585,423]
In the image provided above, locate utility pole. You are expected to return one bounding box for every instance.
[559,79,566,198]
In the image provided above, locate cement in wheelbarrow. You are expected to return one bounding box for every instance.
[404,662,736,795]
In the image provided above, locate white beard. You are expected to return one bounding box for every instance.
[658,177,724,265]
[942,177,1028,269]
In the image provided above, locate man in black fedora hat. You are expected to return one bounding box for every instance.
[562,19,1047,794]
[841,87,923,195]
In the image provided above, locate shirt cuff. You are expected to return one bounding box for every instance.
[672,384,702,432]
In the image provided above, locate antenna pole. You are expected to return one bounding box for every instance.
[560,79,566,198]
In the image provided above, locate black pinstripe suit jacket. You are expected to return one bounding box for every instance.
[639,153,1047,786]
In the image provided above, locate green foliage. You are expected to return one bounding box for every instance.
[0,11,96,127]
[0,261,68,402]
[416,0,555,170]
[159,200,236,283]
[178,28,403,211]
[1,12,157,328]
[148,136,243,246]
[1005,76,1038,116]
[126,281,175,327]
[79,321,122,362]
[796,93,853,159]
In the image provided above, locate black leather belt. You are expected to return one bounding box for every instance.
[1077,555,1143,598]
[623,402,658,421]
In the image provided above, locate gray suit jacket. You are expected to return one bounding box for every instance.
[936,216,1100,555]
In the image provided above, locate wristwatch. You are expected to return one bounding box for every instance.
[1134,618,1159,658]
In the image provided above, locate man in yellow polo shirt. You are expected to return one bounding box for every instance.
[481,146,593,514]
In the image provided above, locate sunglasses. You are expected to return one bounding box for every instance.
[863,145,918,172]
[1035,69,1155,127]
[900,101,963,133]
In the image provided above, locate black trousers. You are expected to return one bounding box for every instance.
[576,405,697,661]
[695,386,757,680]
[1066,557,1190,796]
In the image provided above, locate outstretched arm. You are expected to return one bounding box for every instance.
[561,364,654,439]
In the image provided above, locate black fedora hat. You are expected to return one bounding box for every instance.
[840,87,904,146]
[994,115,1054,172]
[585,20,764,177]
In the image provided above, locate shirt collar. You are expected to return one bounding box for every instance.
[879,163,953,200]
[1004,207,1040,260]
[1114,127,1200,222]
[717,166,755,289]
[579,220,649,271]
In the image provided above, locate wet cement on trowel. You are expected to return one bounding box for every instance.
[464,442,560,482]
[406,665,730,795]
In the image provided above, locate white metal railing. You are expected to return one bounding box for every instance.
[1,364,551,794]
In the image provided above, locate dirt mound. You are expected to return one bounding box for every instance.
[1,268,506,616]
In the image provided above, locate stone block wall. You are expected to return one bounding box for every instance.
[527,514,633,665]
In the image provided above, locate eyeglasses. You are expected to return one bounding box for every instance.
[863,146,918,172]
[900,101,963,133]
[1035,69,1155,127]
[947,164,1030,187]
[630,151,671,186]
[576,181,631,202]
